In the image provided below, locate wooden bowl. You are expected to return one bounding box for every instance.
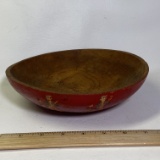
[6,49,149,113]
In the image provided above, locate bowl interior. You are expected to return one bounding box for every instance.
[7,49,149,94]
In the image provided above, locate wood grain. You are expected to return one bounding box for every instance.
[9,49,148,94]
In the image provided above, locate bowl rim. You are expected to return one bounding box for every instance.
[6,48,149,95]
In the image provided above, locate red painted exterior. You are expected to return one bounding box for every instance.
[6,76,147,113]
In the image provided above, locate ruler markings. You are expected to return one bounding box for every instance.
[0,130,160,150]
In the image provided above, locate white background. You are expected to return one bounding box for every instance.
[0,0,160,159]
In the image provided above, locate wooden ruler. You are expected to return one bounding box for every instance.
[0,130,160,150]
